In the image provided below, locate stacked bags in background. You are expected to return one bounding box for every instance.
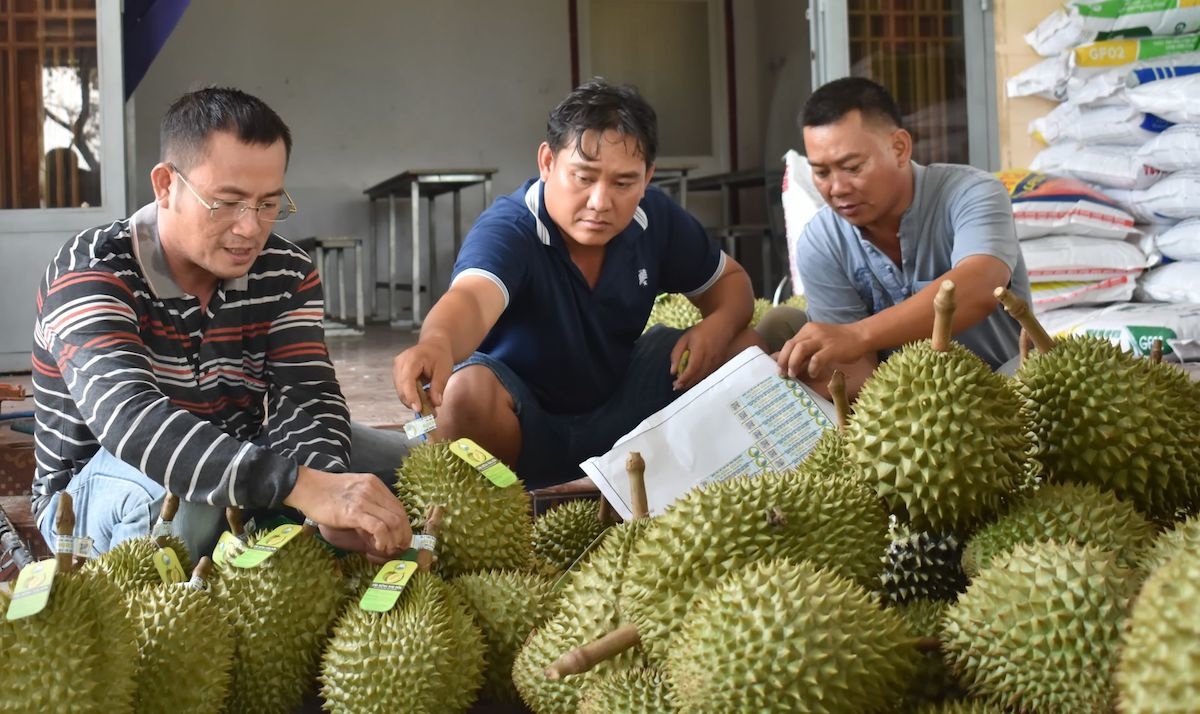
[1002,0,1200,362]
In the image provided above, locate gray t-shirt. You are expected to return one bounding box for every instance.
[797,162,1031,369]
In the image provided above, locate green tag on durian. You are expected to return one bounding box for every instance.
[153,547,187,584]
[450,437,517,488]
[6,559,57,621]
[358,554,418,612]
[230,524,303,568]
[211,531,241,567]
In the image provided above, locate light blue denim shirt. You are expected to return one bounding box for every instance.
[797,162,1031,369]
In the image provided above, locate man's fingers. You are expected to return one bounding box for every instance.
[428,360,451,408]
[787,340,815,379]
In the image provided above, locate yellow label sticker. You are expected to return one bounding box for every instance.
[230,524,304,569]
[153,547,187,584]
[1074,39,1137,67]
[359,558,419,612]
[6,559,58,621]
[450,438,518,488]
[211,531,241,567]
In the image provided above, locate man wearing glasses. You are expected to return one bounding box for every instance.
[30,87,412,562]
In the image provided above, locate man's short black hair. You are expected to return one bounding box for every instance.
[161,87,292,170]
[801,76,903,130]
[547,77,658,167]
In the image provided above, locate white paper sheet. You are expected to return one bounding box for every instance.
[580,347,837,520]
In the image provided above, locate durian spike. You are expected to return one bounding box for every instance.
[995,287,1055,353]
[225,507,245,538]
[416,379,442,443]
[55,491,76,573]
[626,452,649,519]
[544,622,641,680]
[1151,338,1163,364]
[1019,328,1033,367]
[932,280,956,352]
[828,370,849,430]
[416,504,444,573]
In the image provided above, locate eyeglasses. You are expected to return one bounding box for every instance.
[169,163,297,223]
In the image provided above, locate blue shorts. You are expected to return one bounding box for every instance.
[454,325,685,489]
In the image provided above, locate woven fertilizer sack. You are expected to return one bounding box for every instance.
[1027,2,1200,57]
[1031,102,1170,146]
[1127,73,1200,124]
[1021,235,1150,283]
[1154,217,1200,261]
[1062,144,1165,189]
[998,171,1137,240]
[1030,278,1137,309]
[1009,34,1200,101]
[1127,170,1200,220]
[1137,262,1200,303]
[781,149,824,298]
[1137,123,1200,172]
[1037,300,1200,360]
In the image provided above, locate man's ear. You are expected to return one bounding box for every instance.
[891,128,913,167]
[536,142,555,182]
[150,163,173,207]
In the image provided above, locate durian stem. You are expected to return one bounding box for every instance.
[300,519,318,537]
[828,370,849,430]
[159,492,180,522]
[597,498,617,526]
[225,507,245,537]
[915,636,941,653]
[417,504,444,573]
[994,287,1055,353]
[932,280,956,352]
[1018,328,1032,367]
[55,491,76,573]
[416,379,442,443]
[1151,338,1163,364]
[193,556,213,581]
[545,622,641,679]
[625,452,649,519]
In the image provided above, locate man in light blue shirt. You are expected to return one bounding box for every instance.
[762,77,1030,399]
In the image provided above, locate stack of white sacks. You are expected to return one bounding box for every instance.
[1006,0,1200,362]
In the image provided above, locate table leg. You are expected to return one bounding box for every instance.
[388,193,398,322]
[428,195,438,305]
[411,180,422,328]
[354,238,365,329]
[336,247,347,322]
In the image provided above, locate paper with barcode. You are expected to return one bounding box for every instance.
[580,346,837,520]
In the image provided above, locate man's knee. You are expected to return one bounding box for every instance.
[755,305,809,354]
[439,365,516,435]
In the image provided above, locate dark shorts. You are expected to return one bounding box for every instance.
[454,325,685,489]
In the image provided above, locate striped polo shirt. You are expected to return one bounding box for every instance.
[30,203,350,519]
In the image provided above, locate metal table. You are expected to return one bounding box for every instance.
[649,163,696,208]
[364,168,497,327]
[687,167,786,297]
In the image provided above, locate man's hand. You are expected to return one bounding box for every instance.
[670,319,733,391]
[393,338,454,413]
[317,525,403,564]
[778,321,870,382]
[285,466,413,556]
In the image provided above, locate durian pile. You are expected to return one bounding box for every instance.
[644,291,804,333]
[4,279,1200,713]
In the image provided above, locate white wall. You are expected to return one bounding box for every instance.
[130,0,572,315]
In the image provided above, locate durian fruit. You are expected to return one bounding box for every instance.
[913,701,1006,714]
[894,599,966,707]
[666,558,917,713]
[1117,544,1200,712]
[961,482,1156,577]
[782,292,807,311]
[750,297,772,327]
[1136,514,1200,574]
[82,493,194,594]
[882,523,968,605]
[942,540,1136,712]
[395,441,533,576]
[513,518,656,714]
[796,370,856,484]
[577,668,675,714]
[997,287,1200,520]
[0,492,138,714]
[533,499,609,572]
[129,557,234,714]
[212,514,343,714]
[452,570,557,706]
[622,467,888,662]
[850,282,1035,533]
[643,293,701,332]
[320,571,486,713]
[336,552,378,605]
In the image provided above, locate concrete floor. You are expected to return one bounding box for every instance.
[325,323,419,426]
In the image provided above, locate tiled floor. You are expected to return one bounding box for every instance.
[325,322,419,426]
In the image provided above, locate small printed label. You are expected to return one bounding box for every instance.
[211,531,241,567]
[411,534,438,552]
[151,520,174,539]
[358,558,418,612]
[403,414,438,440]
[72,536,93,559]
[450,438,518,488]
[54,534,74,557]
[153,547,187,584]
[230,524,304,569]
[6,559,58,621]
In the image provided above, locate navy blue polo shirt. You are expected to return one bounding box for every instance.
[451,179,724,415]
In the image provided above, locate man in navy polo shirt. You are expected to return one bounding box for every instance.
[393,79,763,488]
[758,77,1030,400]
